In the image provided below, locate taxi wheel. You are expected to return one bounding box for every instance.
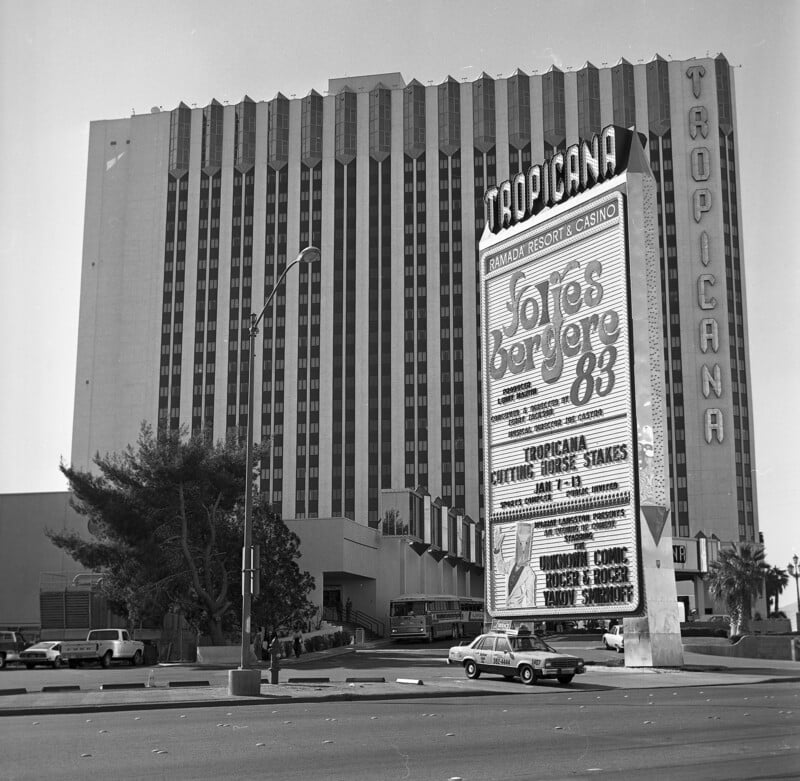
[519,665,537,685]
[557,674,574,684]
[52,657,63,669]
[464,660,481,679]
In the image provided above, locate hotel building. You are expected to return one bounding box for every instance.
[65,54,756,622]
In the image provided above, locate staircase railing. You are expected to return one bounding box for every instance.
[322,606,384,638]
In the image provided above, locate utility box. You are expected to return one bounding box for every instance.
[355,628,365,645]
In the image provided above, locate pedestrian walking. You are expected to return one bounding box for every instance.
[266,629,279,662]
[253,626,263,662]
[259,626,270,661]
[293,627,303,659]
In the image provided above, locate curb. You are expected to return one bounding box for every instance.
[286,677,331,684]
[761,676,800,685]
[41,685,81,693]
[0,687,512,718]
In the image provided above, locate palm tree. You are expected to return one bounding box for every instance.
[764,566,789,615]
[705,542,768,635]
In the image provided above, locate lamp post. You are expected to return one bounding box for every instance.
[788,554,800,633]
[228,245,321,696]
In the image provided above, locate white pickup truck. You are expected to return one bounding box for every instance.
[57,629,145,668]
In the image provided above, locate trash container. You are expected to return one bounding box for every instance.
[355,628,365,645]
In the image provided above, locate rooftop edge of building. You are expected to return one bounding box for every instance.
[327,72,405,94]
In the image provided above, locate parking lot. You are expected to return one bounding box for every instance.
[0,634,627,694]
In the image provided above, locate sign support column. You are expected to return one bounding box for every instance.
[623,140,683,666]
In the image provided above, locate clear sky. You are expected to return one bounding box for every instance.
[1,0,798,574]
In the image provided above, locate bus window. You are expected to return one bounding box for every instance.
[391,601,425,617]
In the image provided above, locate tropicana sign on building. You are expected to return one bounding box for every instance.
[483,125,643,234]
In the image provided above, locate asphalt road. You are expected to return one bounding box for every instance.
[2,683,798,780]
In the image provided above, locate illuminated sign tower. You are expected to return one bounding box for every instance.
[480,127,683,665]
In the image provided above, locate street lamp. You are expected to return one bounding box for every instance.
[228,245,321,696]
[788,554,800,631]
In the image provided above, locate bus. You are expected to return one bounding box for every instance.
[388,594,484,642]
[458,596,486,637]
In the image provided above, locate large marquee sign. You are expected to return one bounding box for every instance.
[480,187,642,619]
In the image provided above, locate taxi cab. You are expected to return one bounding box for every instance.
[447,628,585,685]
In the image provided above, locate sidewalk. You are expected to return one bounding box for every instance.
[1,645,798,718]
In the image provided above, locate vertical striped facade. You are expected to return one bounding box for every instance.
[73,55,757,554]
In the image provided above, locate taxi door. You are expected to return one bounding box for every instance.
[473,636,495,672]
[492,636,514,674]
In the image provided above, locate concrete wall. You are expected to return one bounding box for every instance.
[72,115,170,472]
[0,492,87,629]
[287,516,381,622]
[685,635,800,662]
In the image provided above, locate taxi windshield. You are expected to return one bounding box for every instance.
[509,635,551,652]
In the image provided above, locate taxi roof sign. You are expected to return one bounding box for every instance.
[490,620,533,636]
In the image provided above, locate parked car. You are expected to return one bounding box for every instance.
[19,642,67,669]
[57,629,145,667]
[602,625,624,652]
[447,628,585,685]
[0,631,30,668]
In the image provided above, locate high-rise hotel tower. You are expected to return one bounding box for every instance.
[73,55,756,613]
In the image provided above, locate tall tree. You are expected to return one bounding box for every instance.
[764,566,789,615]
[251,494,317,633]
[48,424,315,644]
[705,542,768,635]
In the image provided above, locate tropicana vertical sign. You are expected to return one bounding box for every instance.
[483,125,641,234]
